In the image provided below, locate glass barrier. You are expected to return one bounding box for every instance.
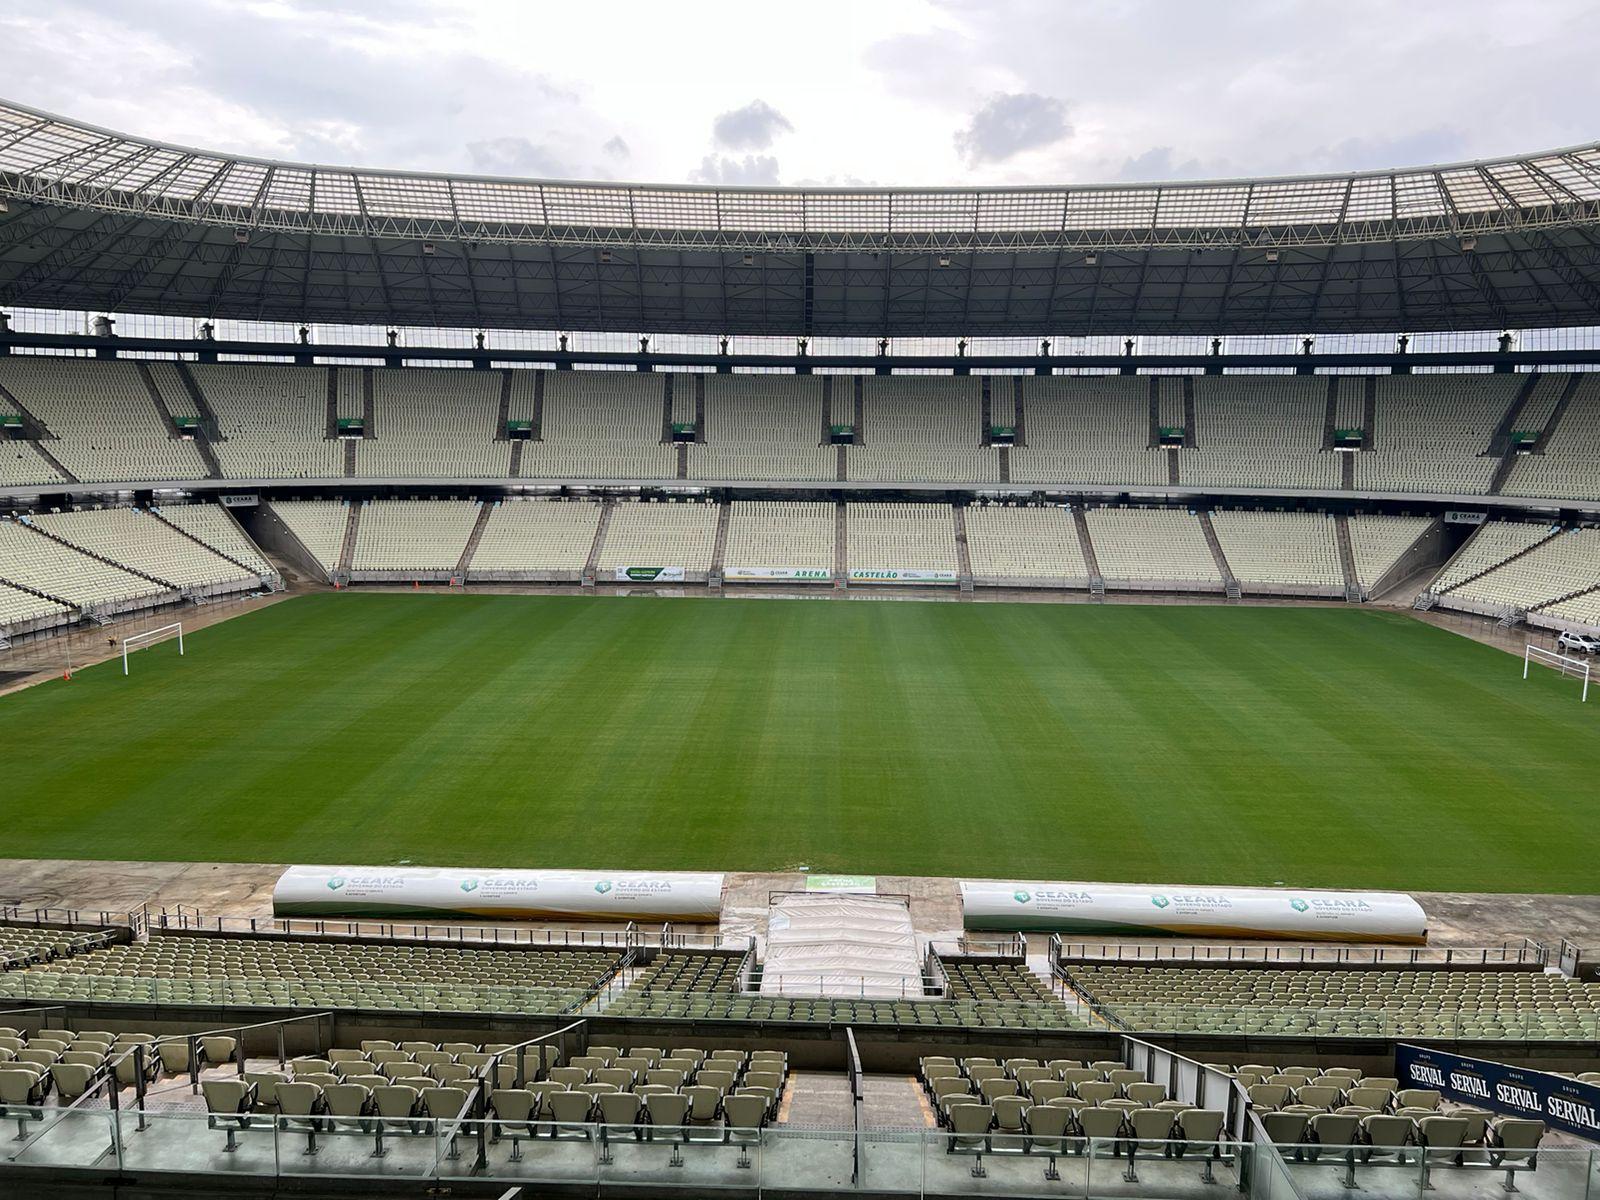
[9,1106,1598,1200]
[1275,1141,1595,1200]
[1108,1004,1600,1041]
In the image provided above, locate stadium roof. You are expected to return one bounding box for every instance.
[3,98,1600,337]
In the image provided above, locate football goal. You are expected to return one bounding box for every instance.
[122,622,184,676]
[1523,643,1590,702]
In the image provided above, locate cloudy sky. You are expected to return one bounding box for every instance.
[3,0,1596,188]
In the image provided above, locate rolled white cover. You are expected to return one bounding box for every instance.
[960,880,1427,943]
[273,865,724,922]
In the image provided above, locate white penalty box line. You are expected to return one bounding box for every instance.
[122,622,185,676]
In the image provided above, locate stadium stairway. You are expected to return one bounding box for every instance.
[1333,515,1362,601]
[494,373,512,440]
[1070,507,1106,597]
[1196,511,1242,599]
[342,438,356,477]
[22,519,181,594]
[1485,373,1542,457]
[336,503,362,582]
[833,501,848,589]
[173,362,227,442]
[952,507,975,593]
[137,363,223,479]
[453,502,494,579]
[1320,378,1339,450]
[1532,372,1583,453]
[323,370,339,439]
[507,440,524,475]
[708,501,731,587]
[582,499,615,587]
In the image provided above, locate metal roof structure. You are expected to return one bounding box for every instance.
[3,98,1600,336]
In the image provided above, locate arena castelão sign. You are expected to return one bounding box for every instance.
[959,879,1426,942]
[273,865,724,921]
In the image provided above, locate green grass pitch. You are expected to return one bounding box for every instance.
[2,592,1593,891]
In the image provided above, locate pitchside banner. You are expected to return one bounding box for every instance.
[848,569,959,584]
[1397,1044,1600,1138]
[613,567,686,582]
[960,880,1427,942]
[724,567,833,582]
[273,866,724,921]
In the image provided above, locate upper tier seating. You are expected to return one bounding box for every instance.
[0,360,1594,502]
[722,500,835,577]
[358,368,509,478]
[846,503,958,575]
[1184,377,1338,490]
[189,363,345,479]
[1010,377,1167,487]
[1084,508,1222,590]
[520,372,675,480]
[1065,963,1600,1038]
[350,499,479,573]
[963,505,1089,583]
[1354,376,1510,495]
[0,359,208,483]
[691,376,835,482]
[468,498,602,579]
[850,378,997,482]
[1209,510,1344,594]
[1503,375,1600,500]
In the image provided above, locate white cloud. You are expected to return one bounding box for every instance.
[711,99,793,152]
[955,92,1070,165]
[689,154,782,185]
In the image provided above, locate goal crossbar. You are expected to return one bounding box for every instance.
[1524,643,1590,702]
[122,622,184,676]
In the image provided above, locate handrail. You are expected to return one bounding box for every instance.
[845,1026,864,1187]
[466,1017,587,1169]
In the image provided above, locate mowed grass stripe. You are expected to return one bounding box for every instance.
[1,593,1592,891]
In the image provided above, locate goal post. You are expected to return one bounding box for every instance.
[1524,643,1590,702]
[122,622,184,676]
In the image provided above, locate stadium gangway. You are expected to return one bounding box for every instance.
[1054,937,1549,968]
[656,923,756,952]
[152,908,642,949]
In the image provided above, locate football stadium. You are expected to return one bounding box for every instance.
[2,27,1600,1199]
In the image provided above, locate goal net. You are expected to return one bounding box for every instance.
[122,622,185,676]
[1524,643,1590,702]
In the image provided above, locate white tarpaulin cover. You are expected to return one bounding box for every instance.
[760,893,924,997]
[273,865,724,921]
[960,880,1427,943]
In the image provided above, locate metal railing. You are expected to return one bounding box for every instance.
[1056,938,1548,967]
[152,909,641,948]
[845,1026,864,1187]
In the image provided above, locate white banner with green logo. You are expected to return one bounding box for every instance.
[848,569,958,584]
[724,566,833,582]
[960,880,1426,942]
[613,566,686,582]
[274,865,724,921]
